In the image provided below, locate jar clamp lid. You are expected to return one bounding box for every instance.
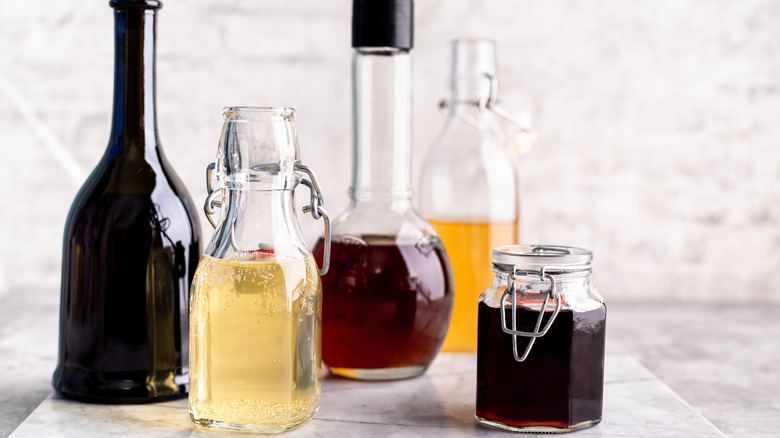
[492,244,592,274]
[492,245,593,362]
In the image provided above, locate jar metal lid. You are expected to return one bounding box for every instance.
[492,244,592,274]
[492,244,593,362]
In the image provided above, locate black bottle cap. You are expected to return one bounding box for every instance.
[352,0,413,50]
[109,0,162,9]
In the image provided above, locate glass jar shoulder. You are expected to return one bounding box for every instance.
[481,275,604,313]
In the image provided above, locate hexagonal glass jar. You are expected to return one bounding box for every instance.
[476,245,606,433]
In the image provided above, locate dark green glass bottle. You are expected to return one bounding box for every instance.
[52,0,202,403]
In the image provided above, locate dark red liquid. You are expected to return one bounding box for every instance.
[313,235,453,371]
[476,302,606,430]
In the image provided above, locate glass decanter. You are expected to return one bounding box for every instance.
[313,0,454,381]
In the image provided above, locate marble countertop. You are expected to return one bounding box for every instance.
[2,288,779,437]
[11,356,723,438]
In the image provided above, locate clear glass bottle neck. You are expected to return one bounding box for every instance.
[451,81,493,107]
[450,40,496,106]
[109,8,159,150]
[207,188,308,260]
[350,48,412,209]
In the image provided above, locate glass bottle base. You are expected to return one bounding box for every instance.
[475,415,601,433]
[190,413,315,434]
[52,365,186,404]
[56,389,186,405]
[328,364,428,381]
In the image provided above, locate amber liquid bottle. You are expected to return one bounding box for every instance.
[52,0,201,403]
[419,40,521,352]
[312,0,454,381]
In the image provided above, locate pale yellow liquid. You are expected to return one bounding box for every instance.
[429,220,519,352]
[189,253,322,432]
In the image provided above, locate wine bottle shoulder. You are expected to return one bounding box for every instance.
[64,141,200,239]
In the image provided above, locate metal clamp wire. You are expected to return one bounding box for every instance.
[201,160,332,276]
[500,267,561,362]
[295,162,331,276]
[439,72,535,136]
[479,73,534,134]
[204,162,222,229]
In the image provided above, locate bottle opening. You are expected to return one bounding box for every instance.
[216,106,300,190]
[451,39,496,103]
[223,107,296,122]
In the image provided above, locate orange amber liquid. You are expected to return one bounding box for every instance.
[428,220,519,352]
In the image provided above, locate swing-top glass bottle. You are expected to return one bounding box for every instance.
[419,39,528,353]
[189,107,330,433]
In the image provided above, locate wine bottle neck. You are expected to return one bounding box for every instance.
[350,48,412,207]
[109,7,159,149]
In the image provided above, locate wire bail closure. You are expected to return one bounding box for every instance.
[438,72,536,149]
[204,162,221,228]
[499,266,561,362]
[294,162,331,276]
[202,161,332,276]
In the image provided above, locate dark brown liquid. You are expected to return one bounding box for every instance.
[313,235,453,371]
[55,191,200,403]
[52,2,201,403]
[476,302,606,429]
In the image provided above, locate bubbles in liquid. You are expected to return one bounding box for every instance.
[189,253,322,431]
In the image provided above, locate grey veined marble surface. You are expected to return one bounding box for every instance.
[10,355,724,438]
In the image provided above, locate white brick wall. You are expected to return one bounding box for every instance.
[1,0,778,303]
